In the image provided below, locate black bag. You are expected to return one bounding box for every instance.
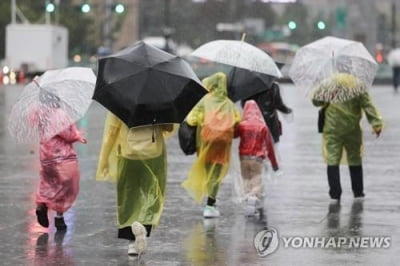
[178,121,197,155]
[318,106,328,133]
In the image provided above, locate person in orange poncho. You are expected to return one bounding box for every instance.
[182,72,240,218]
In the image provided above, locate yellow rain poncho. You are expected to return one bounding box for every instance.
[182,72,240,204]
[96,112,174,229]
[312,73,383,165]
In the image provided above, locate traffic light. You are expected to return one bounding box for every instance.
[81,3,91,13]
[46,2,56,13]
[317,21,326,30]
[336,8,347,29]
[114,3,125,14]
[288,21,297,30]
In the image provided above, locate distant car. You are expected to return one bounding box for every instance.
[142,36,177,54]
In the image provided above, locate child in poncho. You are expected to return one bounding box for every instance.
[235,100,279,216]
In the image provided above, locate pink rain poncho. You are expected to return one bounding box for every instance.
[32,107,84,213]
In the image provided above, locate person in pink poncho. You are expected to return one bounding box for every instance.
[235,100,279,216]
[33,91,87,231]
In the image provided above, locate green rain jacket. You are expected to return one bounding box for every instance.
[312,74,383,165]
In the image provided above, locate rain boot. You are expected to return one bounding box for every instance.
[55,216,67,231]
[327,165,341,200]
[36,204,49,228]
[349,165,365,198]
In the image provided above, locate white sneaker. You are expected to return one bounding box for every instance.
[203,205,220,218]
[131,222,147,256]
[245,196,258,217]
[128,241,138,256]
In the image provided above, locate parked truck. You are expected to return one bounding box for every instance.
[4,23,68,79]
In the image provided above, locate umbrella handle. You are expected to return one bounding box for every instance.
[152,118,156,142]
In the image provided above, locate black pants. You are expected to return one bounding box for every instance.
[327,165,364,199]
[393,66,400,90]
[118,224,152,241]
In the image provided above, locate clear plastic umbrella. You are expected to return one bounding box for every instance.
[191,39,282,77]
[8,67,96,143]
[289,36,378,102]
[191,40,282,101]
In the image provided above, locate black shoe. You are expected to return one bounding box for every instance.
[36,205,49,228]
[54,217,67,231]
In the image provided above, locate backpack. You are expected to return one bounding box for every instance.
[122,126,163,160]
[201,109,234,143]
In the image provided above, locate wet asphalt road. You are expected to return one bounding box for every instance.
[0,83,399,266]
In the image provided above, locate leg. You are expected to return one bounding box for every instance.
[327,165,342,200]
[54,211,67,231]
[324,134,343,200]
[36,203,49,228]
[349,165,364,197]
[343,131,364,198]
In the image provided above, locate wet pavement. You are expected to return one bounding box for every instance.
[0,83,399,265]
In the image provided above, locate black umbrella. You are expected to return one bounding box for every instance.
[227,67,276,102]
[93,41,207,127]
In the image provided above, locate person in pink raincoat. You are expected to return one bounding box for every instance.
[33,91,87,231]
[235,100,279,216]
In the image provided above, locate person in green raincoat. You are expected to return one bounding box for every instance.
[312,73,383,201]
[96,112,174,256]
[182,72,241,218]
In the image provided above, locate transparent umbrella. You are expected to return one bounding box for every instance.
[8,67,96,143]
[289,36,378,102]
[191,39,282,101]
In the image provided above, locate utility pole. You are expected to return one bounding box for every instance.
[392,0,397,48]
[103,0,114,49]
[11,0,16,24]
[163,0,171,52]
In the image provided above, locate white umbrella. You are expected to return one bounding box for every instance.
[387,48,400,67]
[289,36,378,102]
[191,40,282,78]
[8,67,96,143]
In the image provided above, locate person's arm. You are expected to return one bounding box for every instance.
[360,93,383,136]
[273,83,292,114]
[186,97,205,126]
[97,113,120,172]
[58,123,86,143]
[264,127,279,170]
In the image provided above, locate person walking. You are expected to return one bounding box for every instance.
[312,73,383,202]
[182,72,240,218]
[96,112,174,256]
[34,92,87,231]
[235,100,279,216]
[242,81,292,144]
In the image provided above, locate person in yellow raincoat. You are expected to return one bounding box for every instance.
[96,112,173,256]
[182,72,240,218]
[312,73,383,201]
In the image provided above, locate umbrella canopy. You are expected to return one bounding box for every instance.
[289,36,377,102]
[191,40,282,101]
[93,41,207,128]
[387,48,400,67]
[8,67,96,143]
[192,40,282,77]
[227,67,275,102]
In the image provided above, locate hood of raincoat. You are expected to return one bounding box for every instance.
[313,72,367,103]
[202,72,228,97]
[242,100,265,123]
